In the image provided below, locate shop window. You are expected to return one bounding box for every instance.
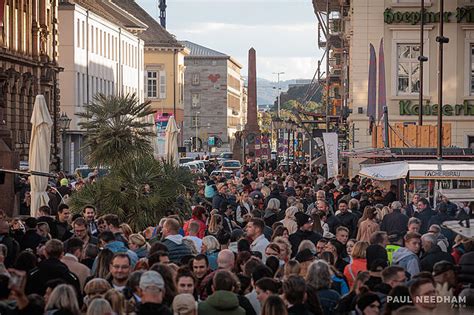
[397,44,420,95]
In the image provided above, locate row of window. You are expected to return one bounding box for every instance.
[75,73,115,106]
[395,43,474,95]
[76,18,141,68]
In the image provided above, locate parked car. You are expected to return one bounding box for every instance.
[210,170,234,179]
[221,160,241,172]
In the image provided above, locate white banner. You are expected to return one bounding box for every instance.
[323,133,338,178]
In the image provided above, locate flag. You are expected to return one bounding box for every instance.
[378,38,387,123]
[367,44,377,130]
[323,133,338,178]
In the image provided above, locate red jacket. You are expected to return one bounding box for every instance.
[344,258,367,288]
[183,217,206,239]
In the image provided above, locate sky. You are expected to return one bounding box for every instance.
[135,0,323,81]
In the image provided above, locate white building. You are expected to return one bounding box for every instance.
[58,0,146,173]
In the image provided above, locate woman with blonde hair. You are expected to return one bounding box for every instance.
[104,289,125,315]
[279,206,298,234]
[357,206,380,242]
[283,260,300,280]
[264,198,281,227]
[202,235,220,270]
[45,284,81,315]
[93,248,114,279]
[120,223,133,241]
[84,278,112,306]
[273,236,292,263]
[128,233,149,259]
[261,295,288,315]
[343,241,369,288]
[86,298,113,315]
[207,210,222,236]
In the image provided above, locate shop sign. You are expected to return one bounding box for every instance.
[399,100,474,116]
[410,170,474,178]
[384,7,474,25]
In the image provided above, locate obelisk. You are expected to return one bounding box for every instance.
[243,48,260,161]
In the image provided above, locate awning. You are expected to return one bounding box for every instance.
[443,219,474,239]
[359,160,474,180]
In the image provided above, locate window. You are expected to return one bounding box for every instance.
[77,73,81,106]
[192,73,200,85]
[160,71,167,99]
[191,93,200,108]
[82,74,86,105]
[147,71,158,98]
[191,116,201,127]
[91,26,94,53]
[77,19,80,47]
[397,44,420,95]
[470,44,474,95]
[82,21,85,48]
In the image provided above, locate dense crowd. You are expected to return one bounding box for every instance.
[1,160,474,315]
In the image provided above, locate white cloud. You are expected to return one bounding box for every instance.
[239,56,322,81]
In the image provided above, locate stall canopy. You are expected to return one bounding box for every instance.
[359,160,474,181]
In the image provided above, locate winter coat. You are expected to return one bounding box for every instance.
[420,245,454,272]
[137,302,172,315]
[212,193,228,210]
[458,251,474,284]
[289,229,322,258]
[183,217,207,239]
[162,235,193,264]
[198,290,245,315]
[380,209,409,235]
[317,288,341,315]
[104,240,138,267]
[392,247,420,278]
[26,258,81,297]
[414,208,437,234]
[337,211,359,238]
[344,258,368,288]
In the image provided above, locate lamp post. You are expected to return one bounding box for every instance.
[286,119,294,172]
[194,111,200,152]
[58,112,71,172]
[273,72,284,117]
[272,116,283,162]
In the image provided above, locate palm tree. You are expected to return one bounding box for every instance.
[77,93,156,168]
[69,156,196,231]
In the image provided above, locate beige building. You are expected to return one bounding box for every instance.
[111,0,188,130]
[342,0,474,173]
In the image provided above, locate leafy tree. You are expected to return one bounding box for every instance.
[71,94,195,231]
[77,93,156,168]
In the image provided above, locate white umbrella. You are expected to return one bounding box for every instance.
[29,95,53,217]
[165,116,180,166]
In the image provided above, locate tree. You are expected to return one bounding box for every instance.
[70,94,195,230]
[77,93,156,168]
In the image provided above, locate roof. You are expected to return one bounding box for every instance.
[68,0,147,31]
[110,0,184,48]
[180,41,228,57]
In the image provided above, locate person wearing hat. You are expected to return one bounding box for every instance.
[138,270,172,315]
[432,260,459,293]
[173,293,197,315]
[288,212,322,258]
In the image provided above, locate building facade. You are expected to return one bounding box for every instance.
[182,41,245,152]
[58,0,146,173]
[313,0,474,175]
[110,0,188,133]
[0,0,61,214]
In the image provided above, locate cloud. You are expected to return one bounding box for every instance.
[239,56,322,81]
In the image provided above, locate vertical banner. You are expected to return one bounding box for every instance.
[378,38,387,123]
[155,112,171,158]
[367,43,377,133]
[323,132,338,179]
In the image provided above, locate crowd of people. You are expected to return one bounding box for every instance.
[1,160,474,315]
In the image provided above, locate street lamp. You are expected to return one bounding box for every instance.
[194,111,200,152]
[58,112,71,171]
[272,116,284,161]
[273,72,284,117]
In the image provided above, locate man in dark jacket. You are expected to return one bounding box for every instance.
[212,183,229,210]
[420,233,454,273]
[289,213,322,258]
[404,194,420,217]
[161,218,192,264]
[0,220,19,268]
[317,200,341,234]
[20,217,45,251]
[26,239,80,297]
[335,200,358,238]
[380,201,409,235]
[137,270,172,315]
[414,198,436,234]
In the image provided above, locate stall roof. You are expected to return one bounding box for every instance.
[359,160,474,180]
[443,219,474,239]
